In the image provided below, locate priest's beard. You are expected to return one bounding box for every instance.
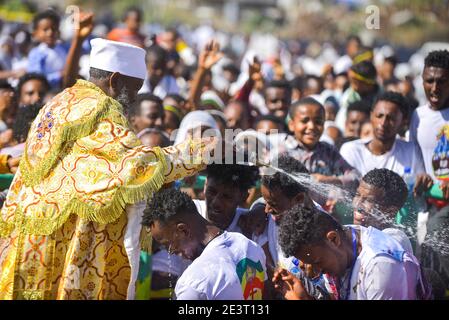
[116,86,132,114]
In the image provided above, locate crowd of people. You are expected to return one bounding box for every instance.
[0,5,448,300]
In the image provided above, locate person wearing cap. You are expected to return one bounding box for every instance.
[0,32,221,299]
[335,60,381,132]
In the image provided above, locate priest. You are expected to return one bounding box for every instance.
[0,38,220,300]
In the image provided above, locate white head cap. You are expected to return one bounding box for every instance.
[89,38,147,79]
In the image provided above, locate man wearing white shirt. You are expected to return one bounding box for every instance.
[194,163,259,234]
[142,188,267,300]
[274,204,427,300]
[340,91,425,177]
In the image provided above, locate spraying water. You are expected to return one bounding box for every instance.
[254,160,449,257]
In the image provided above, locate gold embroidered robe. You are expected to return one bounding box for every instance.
[0,80,206,299]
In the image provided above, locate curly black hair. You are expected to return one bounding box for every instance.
[289,97,324,119]
[424,50,449,71]
[261,154,309,199]
[373,91,410,119]
[350,60,377,81]
[32,9,60,31]
[142,188,198,227]
[205,163,259,191]
[278,204,343,257]
[17,73,50,96]
[13,103,42,143]
[361,168,408,210]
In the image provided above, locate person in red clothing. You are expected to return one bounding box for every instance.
[107,6,146,48]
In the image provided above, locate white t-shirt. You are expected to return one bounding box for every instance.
[410,104,449,181]
[340,138,426,176]
[194,199,248,234]
[344,225,420,300]
[175,231,267,300]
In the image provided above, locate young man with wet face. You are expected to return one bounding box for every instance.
[352,168,413,252]
[273,204,426,300]
[340,91,425,176]
[194,163,259,234]
[142,188,267,300]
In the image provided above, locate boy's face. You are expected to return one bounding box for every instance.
[34,18,59,47]
[345,110,368,138]
[204,177,247,230]
[288,104,325,150]
[20,79,47,106]
[261,185,304,225]
[370,100,403,142]
[296,233,348,278]
[265,87,290,119]
[352,180,394,228]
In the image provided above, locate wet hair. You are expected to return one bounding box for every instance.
[142,188,198,226]
[289,97,324,119]
[361,168,408,210]
[32,9,60,31]
[347,100,371,117]
[373,91,410,119]
[129,93,163,118]
[424,50,449,71]
[123,6,143,22]
[350,60,377,81]
[278,204,343,257]
[206,163,259,191]
[261,154,309,198]
[89,67,113,81]
[13,103,42,143]
[0,80,13,91]
[17,73,50,95]
[254,114,285,128]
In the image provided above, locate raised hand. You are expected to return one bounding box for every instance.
[75,12,94,41]
[248,56,263,82]
[198,40,223,70]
